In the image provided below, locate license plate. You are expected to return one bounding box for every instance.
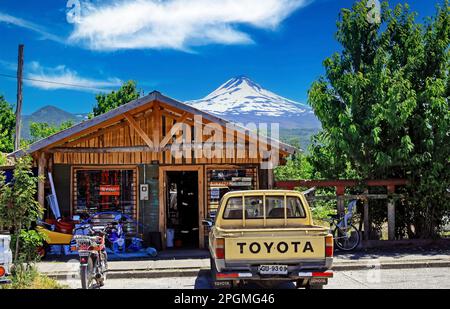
[258,265,288,275]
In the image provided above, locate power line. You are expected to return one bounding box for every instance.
[0,72,110,91]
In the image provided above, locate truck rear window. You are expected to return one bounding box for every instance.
[222,196,306,219]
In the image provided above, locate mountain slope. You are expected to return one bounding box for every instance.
[187,76,320,129]
[21,106,88,140]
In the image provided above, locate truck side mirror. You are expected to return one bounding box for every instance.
[202,219,213,228]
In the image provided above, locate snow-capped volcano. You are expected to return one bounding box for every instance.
[187,76,320,129]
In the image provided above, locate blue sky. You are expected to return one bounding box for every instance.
[0,0,443,115]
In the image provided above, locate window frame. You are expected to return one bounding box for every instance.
[222,193,307,220]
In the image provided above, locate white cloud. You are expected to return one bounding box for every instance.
[69,0,308,51]
[0,12,64,43]
[26,61,123,92]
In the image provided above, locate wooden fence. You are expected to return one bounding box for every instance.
[274,179,409,241]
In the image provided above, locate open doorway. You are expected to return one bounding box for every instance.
[166,171,199,249]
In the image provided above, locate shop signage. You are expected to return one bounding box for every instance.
[210,187,221,199]
[231,177,252,187]
[100,185,121,196]
[209,181,230,187]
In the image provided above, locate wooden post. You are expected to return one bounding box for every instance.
[267,168,274,189]
[387,185,395,240]
[336,185,345,217]
[38,152,46,207]
[153,102,161,147]
[14,44,24,151]
[363,190,370,241]
[198,166,205,249]
[158,167,166,250]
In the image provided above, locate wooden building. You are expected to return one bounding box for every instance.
[9,91,295,249]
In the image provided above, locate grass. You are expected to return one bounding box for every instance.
[441,231,450,238]
[1,265,68,289]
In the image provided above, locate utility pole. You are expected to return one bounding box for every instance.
[14,44,24,151]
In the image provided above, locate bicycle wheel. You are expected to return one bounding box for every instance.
[333,225,360,251]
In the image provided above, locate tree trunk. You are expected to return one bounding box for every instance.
[14,224,21,263]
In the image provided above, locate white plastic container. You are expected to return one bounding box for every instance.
[166,228,175,248]
[0,234,12,281]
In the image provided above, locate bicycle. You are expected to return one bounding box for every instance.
[326,200,361,251]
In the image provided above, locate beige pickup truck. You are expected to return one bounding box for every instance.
[205,190,333,289]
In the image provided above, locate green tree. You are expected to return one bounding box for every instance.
[308,1,449,238]
[0,95,15,153]
[0,155,43,262]
[275,152,313,181]
[29,121,74,143]
[91,80,141,117]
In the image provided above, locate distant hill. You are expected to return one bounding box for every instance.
[21,106,88,140]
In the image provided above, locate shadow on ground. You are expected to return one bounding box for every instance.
[193,270,296,289]
[335,241,450,260]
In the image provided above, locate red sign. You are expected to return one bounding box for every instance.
[100,185,121,196]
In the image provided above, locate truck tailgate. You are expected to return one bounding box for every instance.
[225,235,325,261]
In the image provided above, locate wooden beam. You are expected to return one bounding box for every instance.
[161,109,183,120]
[57,107,153,149]
[50,142,257,154]
[153,102,161,146]
[50,146,165,153]
[61,120,127,148]
[11,96,156,157]
[160,112,190,148]
[124,112,154,148]
[275,179,409,190]
[38,152,46,208]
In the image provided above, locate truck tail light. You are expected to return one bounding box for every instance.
[215,238,225,259]
[312,271,333,278]
[325,234,334,257]
[0,266,5,277]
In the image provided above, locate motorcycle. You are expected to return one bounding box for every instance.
[105,217,126,253]
[72,224,110,289]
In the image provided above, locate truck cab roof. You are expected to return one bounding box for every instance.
[215,189,316,229]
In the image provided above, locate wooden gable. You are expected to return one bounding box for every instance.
[9,92,295,166]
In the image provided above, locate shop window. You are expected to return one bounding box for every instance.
[206,167,257,219]
[73,169,137,228]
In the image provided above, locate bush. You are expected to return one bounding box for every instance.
[11,229,48,264]
[1,265,67,289]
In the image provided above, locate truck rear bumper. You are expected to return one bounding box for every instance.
[215,270,333,281]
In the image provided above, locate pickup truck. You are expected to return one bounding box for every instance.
[0,234,12,285]
[206,190,333,289]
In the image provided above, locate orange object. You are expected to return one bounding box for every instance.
[0,266,5,277]
[45,218,57,225]
[100,185,121,196]
[56,220,74,234]
[174,239,183,248]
